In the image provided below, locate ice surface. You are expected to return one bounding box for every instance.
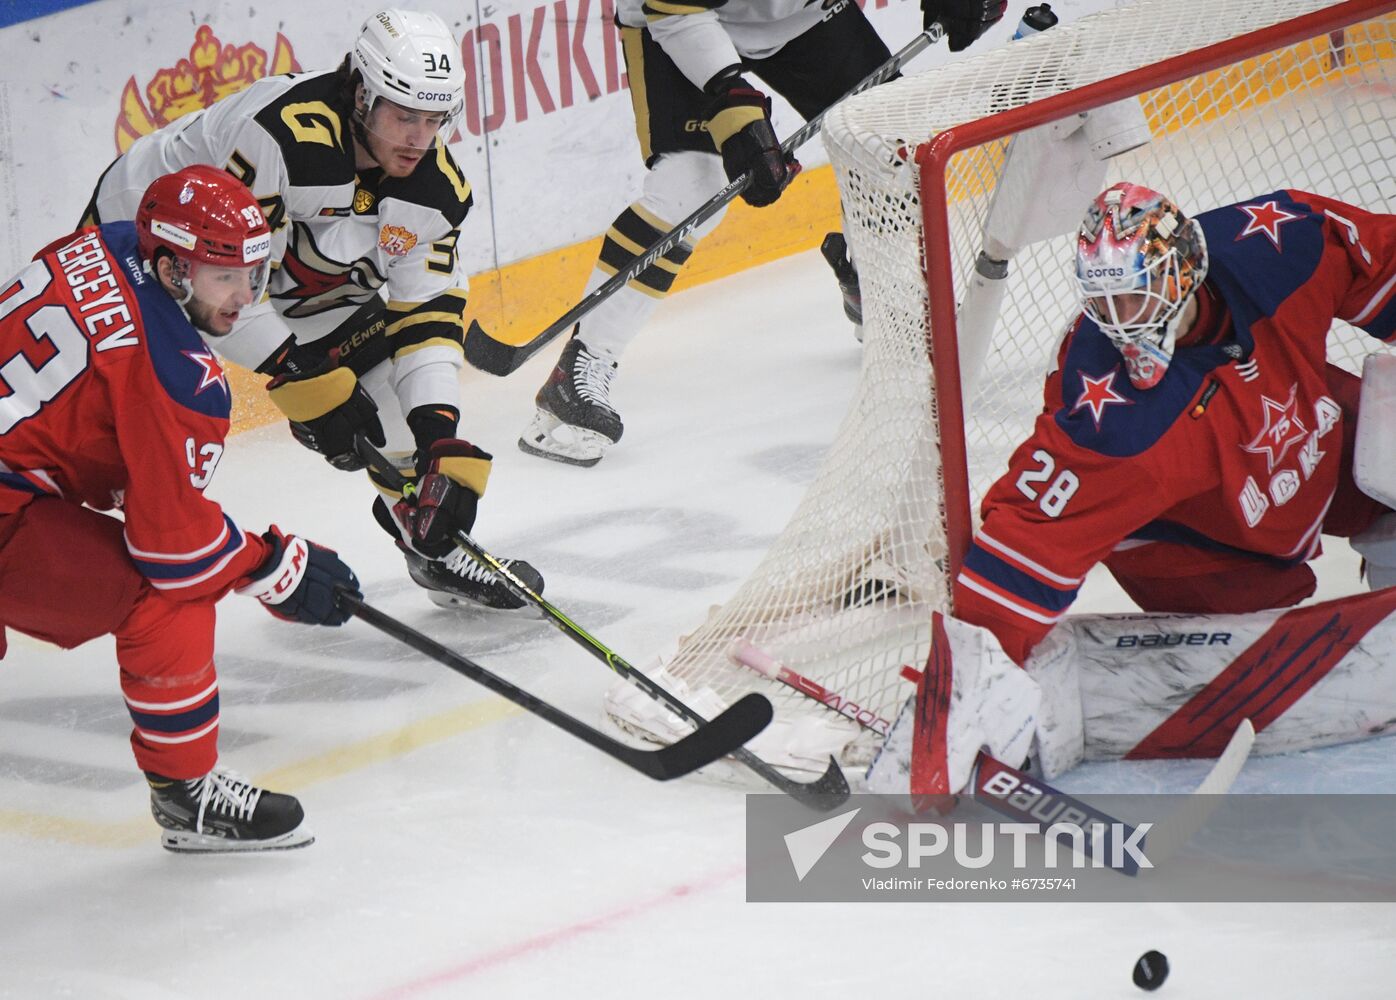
[0,250,1392,998]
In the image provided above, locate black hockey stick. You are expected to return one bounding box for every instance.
[357,439,851,809]
[338,592,773,781]
[463,26,944,377]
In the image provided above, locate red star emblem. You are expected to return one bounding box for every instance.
[1235,200,1301,249]
[183,349,228,396]
[1070,367,1132,430]
[1242,383,1308,473]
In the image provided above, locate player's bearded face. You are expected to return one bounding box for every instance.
[184,263,262,337]
[358,98,447,177]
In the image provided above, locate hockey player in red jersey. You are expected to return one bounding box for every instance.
[0,165,362,852]
[955,182,1396,665]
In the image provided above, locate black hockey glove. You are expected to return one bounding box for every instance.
[238,526,361,627]
[390,439,493,558]
[922,0,1006,51]
[267,366,385,471]
[703,69,801,208]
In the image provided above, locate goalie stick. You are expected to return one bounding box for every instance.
[730,637,1255,869]
[339,593,773,781]
[462,26,945,377]
[355,439,851,809]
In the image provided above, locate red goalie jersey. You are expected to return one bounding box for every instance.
[955,190,1396,664]
[0,223,269,599]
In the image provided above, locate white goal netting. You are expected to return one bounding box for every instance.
[608,0,1396,770]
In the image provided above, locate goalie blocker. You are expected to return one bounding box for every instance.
[869,587,1396,794]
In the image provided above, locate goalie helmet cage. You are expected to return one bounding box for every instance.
[605,0,1396,770]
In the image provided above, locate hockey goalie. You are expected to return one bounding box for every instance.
[872,181,1396,794]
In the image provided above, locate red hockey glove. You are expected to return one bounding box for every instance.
[704,69,801,208]
[922,0,1006,51]
[237,525,361,626]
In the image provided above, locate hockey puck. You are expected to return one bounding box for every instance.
[1132,950,1169,991]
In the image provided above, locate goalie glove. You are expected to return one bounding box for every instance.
[267,366,386,471]
[390,439,492,558]
[922,0,1006,51]
[237,526,361,627]
[703,68,800,208]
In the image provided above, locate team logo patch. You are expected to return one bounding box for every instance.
[183,349,228,397]
[1235,200,1301,249]
[1070,366,1132,430]
[1242,382,1308,473]
[378,225,418,257]
[353,189,376,214]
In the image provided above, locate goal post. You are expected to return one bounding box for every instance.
[605,0,1396,772]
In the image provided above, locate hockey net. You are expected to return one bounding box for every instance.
[606,0,1396,772]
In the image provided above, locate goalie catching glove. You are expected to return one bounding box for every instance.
[390,439,492,558]
[922,0,1006,51]
[236,526,361,626]
[703,68,800,208]
[267,365,386,471]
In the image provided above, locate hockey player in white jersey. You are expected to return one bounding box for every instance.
[81,9,543,611]
[516,0,1006,467]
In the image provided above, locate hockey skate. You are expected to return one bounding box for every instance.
[147,768,313,853]
[518,336,623,467]
[403,546,545,610]
[820,232,863,342]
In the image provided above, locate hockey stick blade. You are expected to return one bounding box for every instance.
[442,533,851,808]
[353,438,850,808]
[1141,718,1255,865]
[463,26,943,378]
[340,593,773,781]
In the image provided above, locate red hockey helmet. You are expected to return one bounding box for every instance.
[136,164,272,305]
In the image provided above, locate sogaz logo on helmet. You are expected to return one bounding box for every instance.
[1084,266,1126,278]
[416,90,454,102]
[242,234,272,262]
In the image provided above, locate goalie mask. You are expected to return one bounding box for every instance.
[1075,182,1209,389]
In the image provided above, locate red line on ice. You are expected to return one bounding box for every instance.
[366,865,745,998]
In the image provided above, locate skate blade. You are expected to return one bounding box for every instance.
[423,588,528,612]
[517,410,610,468]
[160,825,315,854]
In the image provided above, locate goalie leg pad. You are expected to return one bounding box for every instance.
[1351,512,1396,590]
[1354,351,1396,510]
[1022,626,1084,779]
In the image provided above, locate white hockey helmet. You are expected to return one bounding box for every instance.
[351,9,464,132]
[1074,182,1209,389]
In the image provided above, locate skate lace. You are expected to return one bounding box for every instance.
[192,770,263,831]
[571,347,617,409]
[442,546,502,585]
